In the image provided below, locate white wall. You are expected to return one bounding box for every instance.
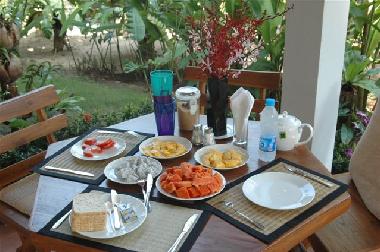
[281,0,350,170]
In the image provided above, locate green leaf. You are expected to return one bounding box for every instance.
[353,79,380,97]
[0,123,11,136]
[259,21,271,43]
[338,108,350,116]
[340,124,354,145]
[178,55,192,69]
[344,61,369,82]
[21,15,44,36]
[9,119,32,130]
[60,8,80,36]
[80,2,96,14]
[225,0,238,16]
[127,8,146,42]
[367,68,380,76]
[123,61,145,73]
[246,0,262,18]
[173,41,187,58]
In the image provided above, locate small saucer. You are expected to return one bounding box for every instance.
[214,125,233,140]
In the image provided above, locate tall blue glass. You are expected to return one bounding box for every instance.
[154,98,175,136]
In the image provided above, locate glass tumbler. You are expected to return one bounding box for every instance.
[154,98,176,136]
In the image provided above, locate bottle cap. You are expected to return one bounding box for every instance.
[265,98,276,107]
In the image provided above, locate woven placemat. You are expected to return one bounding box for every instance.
[0,173,40,216]
[39,186,210,252]
[34,128,154,185]
[206,158,348,244]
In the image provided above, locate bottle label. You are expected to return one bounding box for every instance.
[259,136,276,152]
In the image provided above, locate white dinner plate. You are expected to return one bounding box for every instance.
[70,194,147,239]
[70,136,126,161]
[214,125,233,140]
[242,172,315,210]
[155,170,226,201]
[139,136,192,160]
[194,144,249,170]
[104,156,163,185]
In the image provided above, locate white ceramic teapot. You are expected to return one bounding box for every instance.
[277,111,314,151]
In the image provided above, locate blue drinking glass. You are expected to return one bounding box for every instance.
[154,98,176,136]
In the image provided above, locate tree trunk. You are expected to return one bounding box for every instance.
[53,17,65,52]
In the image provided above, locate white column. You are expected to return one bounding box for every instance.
[281,0,350,170]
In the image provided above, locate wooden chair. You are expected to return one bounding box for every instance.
[0,85,68,251]
[183,66,282,117]
[308,173,380,252]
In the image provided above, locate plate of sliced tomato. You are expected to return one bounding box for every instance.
[156,162,226,201]
[70,136,127,161]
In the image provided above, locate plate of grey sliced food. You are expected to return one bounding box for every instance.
[104,156,163,184]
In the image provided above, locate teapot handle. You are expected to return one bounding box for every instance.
[295,124,314,146]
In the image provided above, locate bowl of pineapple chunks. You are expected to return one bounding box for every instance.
[139,136,192,160]
[194,144,249,170]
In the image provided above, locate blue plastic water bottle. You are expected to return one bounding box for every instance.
[259,98,278,162]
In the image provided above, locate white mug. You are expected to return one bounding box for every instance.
[277,111,314,151]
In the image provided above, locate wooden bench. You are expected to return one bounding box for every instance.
[0,85,68,251]
[183,66,281,117]
[310,173,380,252]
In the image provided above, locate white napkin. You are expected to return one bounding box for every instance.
[230,88,255,141]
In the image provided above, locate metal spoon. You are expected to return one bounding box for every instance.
[220,201,265,230]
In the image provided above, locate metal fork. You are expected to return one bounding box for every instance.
[218,201,265,230]
[137,180,148,208]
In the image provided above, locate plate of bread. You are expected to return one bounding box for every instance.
[69,191,147,239]
[194,144,249,170]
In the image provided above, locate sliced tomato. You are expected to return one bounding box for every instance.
[84,137,97,145]
[83,149,94,157]
[101,140,115,149]
[90,146,103,153]
[96,138,114,148]
[82,144,91,150]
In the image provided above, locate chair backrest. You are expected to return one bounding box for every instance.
[183,66,282,116]
[0,85,68,188]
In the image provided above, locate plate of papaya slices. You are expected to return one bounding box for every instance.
[156,162,226,201]
[70,136,126,161]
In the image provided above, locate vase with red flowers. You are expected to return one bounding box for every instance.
[188,7,264,137]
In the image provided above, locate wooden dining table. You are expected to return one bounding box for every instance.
[27,113,351,252]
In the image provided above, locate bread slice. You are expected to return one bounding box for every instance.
[71,192,108,232]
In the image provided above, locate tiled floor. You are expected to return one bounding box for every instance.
[0,224,20,252]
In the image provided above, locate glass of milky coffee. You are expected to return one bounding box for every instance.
[175,86,201,131]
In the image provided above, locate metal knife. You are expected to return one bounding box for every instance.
[146,173,153,212]
[110,190,121,229]
[286,165,334,188]
[168,214,198,252]
[52,210,72,229]
[97,129,140,137]
[44,166,95,177]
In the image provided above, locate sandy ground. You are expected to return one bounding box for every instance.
[19,31,138,74]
